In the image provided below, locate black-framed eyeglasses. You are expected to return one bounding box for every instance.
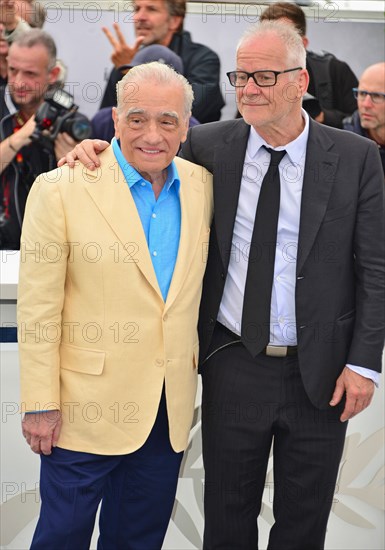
[227,67,302,88]
[353,88,385,104]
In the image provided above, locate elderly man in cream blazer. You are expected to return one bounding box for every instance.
[17,62,213,550]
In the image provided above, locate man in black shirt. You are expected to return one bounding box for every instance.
[0,29,80,249]
[100,0,224,123]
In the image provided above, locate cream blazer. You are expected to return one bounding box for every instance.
[18,148,213,454]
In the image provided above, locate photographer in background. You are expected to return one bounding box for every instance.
[101,0,224,123]
[260,2,358,128]
[343,62,385,176]
[0,29,90,249]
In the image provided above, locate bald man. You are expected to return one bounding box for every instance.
[343,62,385,175]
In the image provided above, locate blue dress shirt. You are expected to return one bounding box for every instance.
[112,137,181,301]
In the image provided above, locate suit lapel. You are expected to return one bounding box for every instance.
[213,119,250,270]
[82,148,162,299]
[297,120,340,274]
[165,157,205,310]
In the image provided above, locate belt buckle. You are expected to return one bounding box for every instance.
[265,345,288,357]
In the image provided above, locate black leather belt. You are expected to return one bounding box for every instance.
[216,323,298,357]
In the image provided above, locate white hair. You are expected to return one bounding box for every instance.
[237,21,306,70]
[116,61,194,118]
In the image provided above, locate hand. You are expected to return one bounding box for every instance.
[330,367,374,422]
[57,139,110,170]
[22,410,62,455]
[102,22,144,68]
[315,110,325,123]
[54,132,77,161]
[11,114,36,150]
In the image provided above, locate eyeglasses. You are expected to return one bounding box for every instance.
[227,67,302,88]
[353,88,385,104]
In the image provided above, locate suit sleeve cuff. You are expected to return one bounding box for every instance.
[346,364,380,387]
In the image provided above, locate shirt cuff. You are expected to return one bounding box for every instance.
[346,364,380,387]
[24,410,51,414]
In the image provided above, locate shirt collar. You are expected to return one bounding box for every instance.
[247,109,310,165]
[111,137,180,193]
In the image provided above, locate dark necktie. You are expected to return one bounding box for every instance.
[241,147,287,357]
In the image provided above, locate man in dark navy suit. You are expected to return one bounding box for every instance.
[180,22,384,550]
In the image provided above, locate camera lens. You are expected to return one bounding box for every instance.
[67,115,92,141]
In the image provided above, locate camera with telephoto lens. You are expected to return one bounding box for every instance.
[30,88,92,144]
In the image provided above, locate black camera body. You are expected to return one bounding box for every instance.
[31,88,92,144]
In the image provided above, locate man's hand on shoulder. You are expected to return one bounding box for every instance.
[57,139,110,170]
[22,410,62,455]
[330,367,375,422]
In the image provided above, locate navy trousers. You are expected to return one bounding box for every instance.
[31,390,183,550]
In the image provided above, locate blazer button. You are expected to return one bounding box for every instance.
[155,359,164,367]
[163,313,168,321]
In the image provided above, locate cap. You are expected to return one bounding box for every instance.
[118,45,184,75]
